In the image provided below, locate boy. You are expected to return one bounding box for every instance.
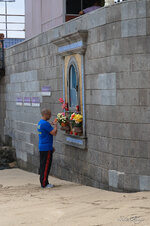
[37,109,57,188]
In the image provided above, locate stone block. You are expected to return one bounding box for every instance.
[97,26,107,42]
[47,26,62,43]
[16,149,27,162]
[137,0,146,18]
[86,164,102,182]
[131,123,150,141]
[109,170,118,188]
[121,0,146,20]
[87,135,109,152]
[101,168,108,185]
[85,58,105,74]
[86,73,116,90]
[121,18,146,37]
[86,119,110,137]
[132,54,150,71]
[86,43,101,59]
[20,141,34,154]
[121,20,134,37]
[110,55,132,72]
[146,0,150,17]
[130,106,150,124]
[106,21,121,40]
[137,18,147,36]
[99,152,111,169]
[64,18,81,35]
[106,4,121,23]
[117,71,150,89]
[86,89,116,105]
[122,37,147,55]
[109,170,125,189]
[25,70,38,81]
[16,121,37,134]
[118,156,150,175]
[106,39,121,56]
[84,149,100,166]
[110,122,131,140]
[27,153,40,169]
[139,175,150,191]
[124,174,139,191]
[117,89,139,106]
[139,89,147,105]
[15,130,31,143]
[87,7,106,29]
[121,1,137,20]
[30,133,39,146]
[22,81,40,92]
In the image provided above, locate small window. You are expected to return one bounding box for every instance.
[69,65,78,108]
[67,60,80,110]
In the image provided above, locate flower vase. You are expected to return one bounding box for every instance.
[73,127,83,136]
[60,122,70,133]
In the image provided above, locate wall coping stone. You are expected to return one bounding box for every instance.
[5,0,143,57]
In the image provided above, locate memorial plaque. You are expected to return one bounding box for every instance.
[32,97,40,107]
[16,97,23,106]
[41,86,51,96]
[24,97,31,106]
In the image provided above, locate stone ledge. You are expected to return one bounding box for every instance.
[52,30,88,56]
[63,134,87,150]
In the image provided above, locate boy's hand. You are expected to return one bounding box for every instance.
[53,147,55,153]
[79,10,84,15]
[51,118,58,125]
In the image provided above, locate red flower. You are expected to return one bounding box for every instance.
[62,103,67,109]
[61,112,65,116]
[65,102,69,111]
[59,98,64,103]
[65,107,69,111]
[76,105,79,112]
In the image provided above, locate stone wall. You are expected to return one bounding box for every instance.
[0,75,6,144]
[1,0,150,191]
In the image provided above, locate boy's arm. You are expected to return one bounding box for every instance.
[50,124,57,136]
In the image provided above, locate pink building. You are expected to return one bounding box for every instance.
[25,0,105,40]
[25,0,64,39]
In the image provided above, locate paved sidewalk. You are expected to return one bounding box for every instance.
[0,169,150,226]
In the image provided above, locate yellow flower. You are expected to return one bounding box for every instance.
[73,114,83,123]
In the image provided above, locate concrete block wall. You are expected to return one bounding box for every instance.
[0,76,6,144]
[1,0,150,191]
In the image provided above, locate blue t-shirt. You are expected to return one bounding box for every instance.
[37,119,54,151]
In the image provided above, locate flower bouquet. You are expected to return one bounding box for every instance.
[57,98,83,136]
[57,112,70,132]
[70,113,83,136]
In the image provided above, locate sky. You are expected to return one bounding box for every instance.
[0,0,25,38]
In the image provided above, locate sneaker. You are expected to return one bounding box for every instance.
[45,184,54,188]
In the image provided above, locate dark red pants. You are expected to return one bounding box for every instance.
[40,151,53,188]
